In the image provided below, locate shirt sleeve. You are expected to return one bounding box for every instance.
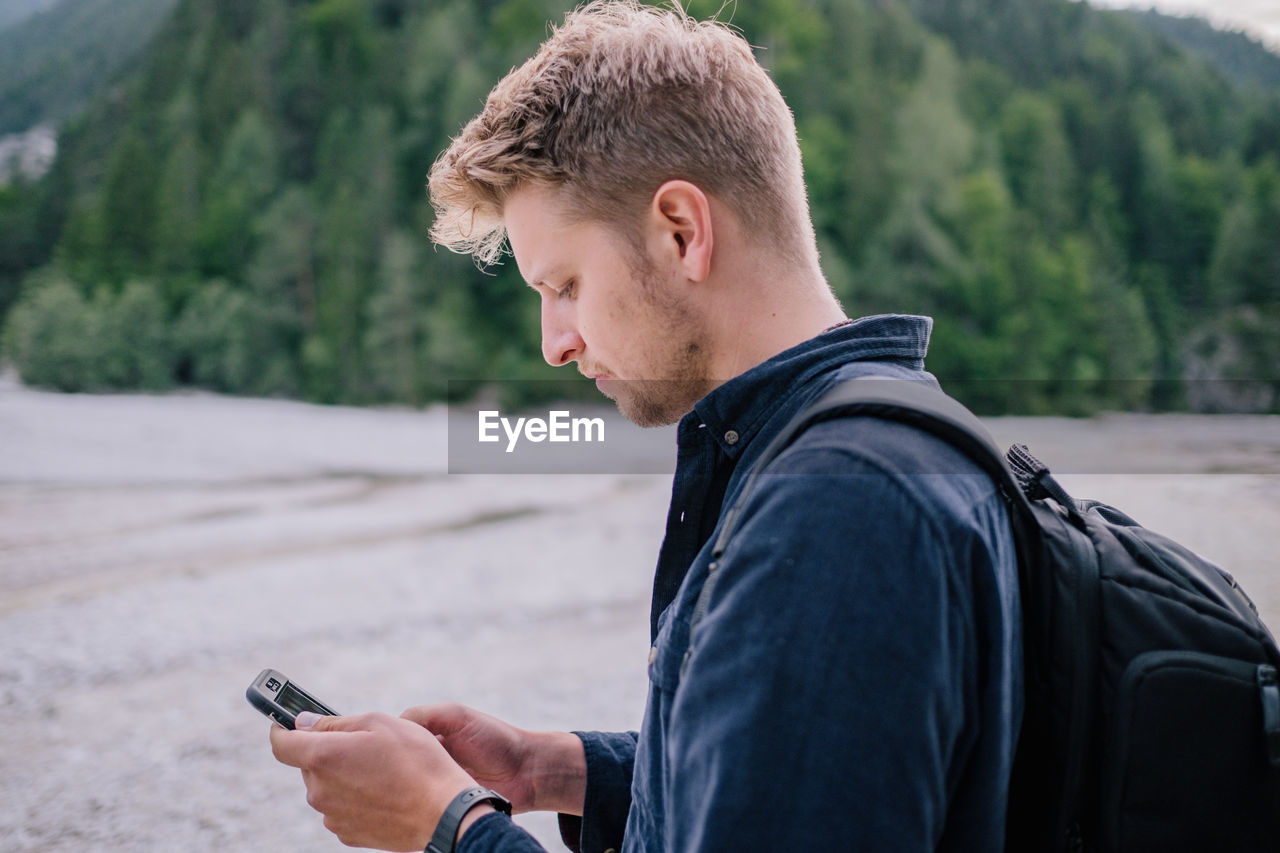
[663,438,1000,850]
[556,730,639,853]
[455,811,545,853]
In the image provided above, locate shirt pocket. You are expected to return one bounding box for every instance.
[648,607,691,695]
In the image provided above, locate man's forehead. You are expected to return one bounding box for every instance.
[506,183,615,287]
[511,245,570,291]
[505,182,570,226]
[504,184,569,282]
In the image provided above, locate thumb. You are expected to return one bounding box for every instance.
[295,711,389,733]
[294,711,349,731]
[294,711,324,730]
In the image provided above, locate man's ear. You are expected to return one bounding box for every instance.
[647,180,713,283]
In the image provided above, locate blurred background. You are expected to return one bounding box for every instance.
[1,0,1278,850]
[0,0,1278,413]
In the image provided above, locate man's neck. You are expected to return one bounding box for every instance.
[703,268,848,387]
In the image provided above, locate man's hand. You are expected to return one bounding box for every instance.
[269,711,479,852]
[401,703,587,816]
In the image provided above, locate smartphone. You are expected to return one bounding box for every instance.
[246,668,339,730]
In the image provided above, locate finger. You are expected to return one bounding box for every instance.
[401,702,469,735]
[295,711,322,730]
[269,715,369,768]
[300,712,387,733]
[270,724,311,769]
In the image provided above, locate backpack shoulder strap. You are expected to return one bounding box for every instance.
[691,377,1040,633]
[692,376,1103,852]
[710,377,1035,561]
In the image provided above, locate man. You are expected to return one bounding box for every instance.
[269,2,1022,851]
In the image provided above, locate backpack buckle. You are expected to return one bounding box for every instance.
[1258,665,1280,767]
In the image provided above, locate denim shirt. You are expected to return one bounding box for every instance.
[460,315,1023,853]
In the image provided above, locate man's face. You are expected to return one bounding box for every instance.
[504,184,715,427]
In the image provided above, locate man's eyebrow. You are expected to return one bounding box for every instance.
[525,265,565,290]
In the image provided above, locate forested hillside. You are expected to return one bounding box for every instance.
[0,0,178,134]
[1122,8,1280,90]
[2,0,1277,413]
[0,0,56,32]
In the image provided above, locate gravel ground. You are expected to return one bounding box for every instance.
[2,375,1277,852]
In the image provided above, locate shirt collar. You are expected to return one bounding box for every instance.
[686,314,933,459]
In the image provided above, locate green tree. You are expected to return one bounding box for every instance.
[363,230,425,403]
[926,170,1021,411]
[1208,159,1280,311]
[248,185,321,331]
[0,180,46,318]
[98,131,159,280]
[311,181,370,402]
[196,108,281,277]
[90,279,175,390]
[998,92,1076,237]
[198,40,265,149]
[175,279,299,395]
[152,129,203,282]
[892,38,975,211]
[2,271,97,391]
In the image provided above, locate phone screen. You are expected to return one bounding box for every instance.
[276,682,331,717]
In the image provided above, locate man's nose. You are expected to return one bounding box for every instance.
[541,298,584,367]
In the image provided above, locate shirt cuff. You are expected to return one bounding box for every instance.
[456,811,543,853]
[557,730,637,853]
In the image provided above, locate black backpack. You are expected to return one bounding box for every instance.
[692,378,1280,853]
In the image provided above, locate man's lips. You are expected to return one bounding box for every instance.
[583,371,618,397]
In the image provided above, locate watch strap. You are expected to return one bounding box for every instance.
[426,786,512,853]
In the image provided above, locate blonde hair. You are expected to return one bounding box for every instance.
[428,0,816,267]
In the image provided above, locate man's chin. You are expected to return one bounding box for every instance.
[617,402,683,428]
[594,376,618,399]
[605,380,703,428]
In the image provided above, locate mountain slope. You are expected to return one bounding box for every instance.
[0,0,177,135]
[0,0,55,33]
[2,0,1278,412]
[1121,8,1280,90]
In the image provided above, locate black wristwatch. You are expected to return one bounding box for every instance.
[425,786,512,853]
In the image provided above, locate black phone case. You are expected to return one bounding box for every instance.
[246,668,339,729]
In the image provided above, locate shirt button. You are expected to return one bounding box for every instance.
[724,429,739,445]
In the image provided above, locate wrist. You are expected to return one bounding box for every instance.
[526,730,588,815]
[428,787,510,853]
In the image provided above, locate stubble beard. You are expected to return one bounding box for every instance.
[612,347,715,427]
[610,273,716,428]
